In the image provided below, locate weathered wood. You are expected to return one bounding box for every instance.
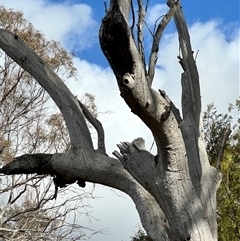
[77,100,107,154]
[0,28,92,149]
[0,0,220,240]
[167,1,221,238]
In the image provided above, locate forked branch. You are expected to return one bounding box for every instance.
[167,0,201,121]
[78,100,106,154]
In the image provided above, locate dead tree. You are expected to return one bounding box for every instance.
[0,0,221,240]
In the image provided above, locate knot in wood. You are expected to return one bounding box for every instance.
[122,73,135,89]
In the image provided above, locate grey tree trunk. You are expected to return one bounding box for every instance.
[0,0,221,240]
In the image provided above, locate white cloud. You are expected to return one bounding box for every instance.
[67,58,154,154]
[2,0,98,51]
[146,3,169,27]
[78,184,140,241]
[1,1,239,240]
[153,20,239,115]
[63,59,152,241]
[71,22,238,240]
[190,20,239,112]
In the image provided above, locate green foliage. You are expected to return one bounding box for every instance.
[130,228,152,241]
[203,98,240,241]
[203,103,233,167]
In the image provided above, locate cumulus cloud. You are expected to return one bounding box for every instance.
[152,19,239,115]
[64,60,154,241]
[1,1,239,240]
[64,20,239,238]
[191,21,239,111]
[2,0,98,51]
[67,59,154,154]
[43,15,240,240]
[146,3,169,27]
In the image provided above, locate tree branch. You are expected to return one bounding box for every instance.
[77,100,106,154]
[167,0,201,122]
[113,137,213,240]
[147,1,178,85]
[0,148,172,239]
[0,154,53,175]
[109,0,131,21]
[130,0,135,39]
[100,1,186,167]
[167,1,221,239]
[0,29,92,148]
[0,153,86,200]
[137,0,146,72]
[216,123,231,169]
[0,23,171,238]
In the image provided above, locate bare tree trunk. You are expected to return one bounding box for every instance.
[0,0,221,240]
[100,0,221,240]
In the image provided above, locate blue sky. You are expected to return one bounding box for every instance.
[55,0,240,66]
[1,0,239,240]
[52,0,240,23]
[180,0,239,23]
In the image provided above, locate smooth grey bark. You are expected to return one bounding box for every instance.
[167,1,221,238]
[0,0,221,240]
[99,0,221,240]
